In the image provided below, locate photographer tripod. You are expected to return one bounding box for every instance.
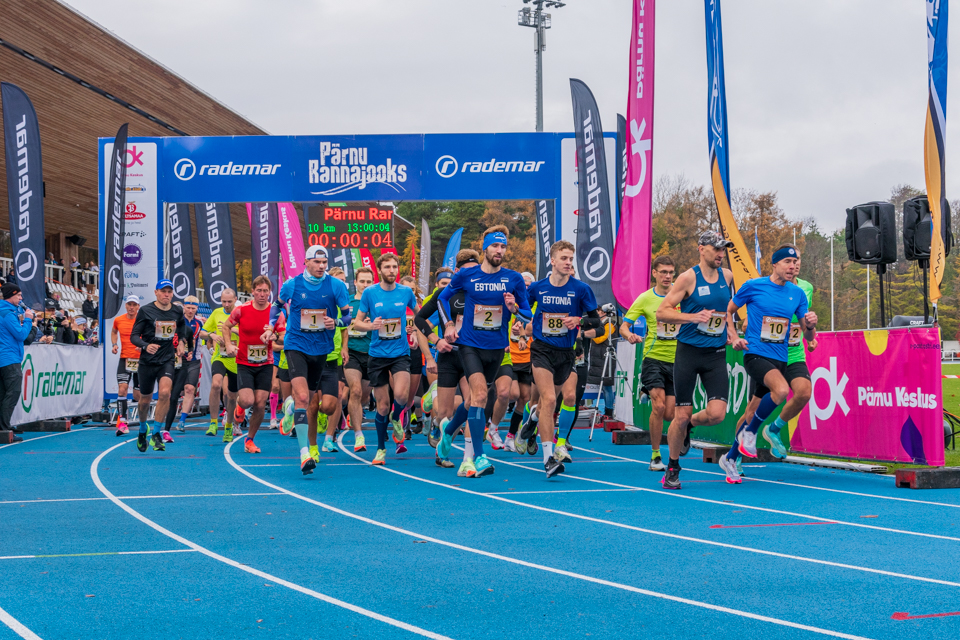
[588,314,621,442]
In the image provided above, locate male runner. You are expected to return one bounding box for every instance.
[222,276,286,454]
[400,275,425,438]
[129,280,191,453]
[344,266,375,452]
[718,245,817,483]
[353,253,419,465]
[418,250,481,474]
[162,296,205,438]
[657,231,736,490]
[436,226,531,478]
[203,288,239,439]
[111,294,141,435]
[278,246,352,475]
[621,255,678,471]
[316,267,350,456]
[526,240,601,477]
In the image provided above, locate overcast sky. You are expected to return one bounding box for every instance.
[65,0,957,231]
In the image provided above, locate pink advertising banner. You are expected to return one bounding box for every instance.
[612,0,654,309]
[277,202,304,278]
[791,328,944,466]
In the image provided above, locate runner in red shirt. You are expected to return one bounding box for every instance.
[223,276,285,453]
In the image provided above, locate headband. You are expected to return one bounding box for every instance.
[771,246,798,264]
[483,232,508,250]
[435,272,452,283]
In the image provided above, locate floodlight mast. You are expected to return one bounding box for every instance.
[518,0,566,132]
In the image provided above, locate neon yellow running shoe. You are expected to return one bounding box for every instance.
[372,448,386,465]
[222,423,233,443]
[205,422,218,436]
[354,433,366,452]
[309,444,320,463]
[391,416,404,444]
[280,396,295,436]
[458,458,477,478]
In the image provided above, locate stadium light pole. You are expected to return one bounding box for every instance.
[518,0,566,132]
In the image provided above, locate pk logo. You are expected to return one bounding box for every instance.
[809,357,849,430]
[624,118,651,198]
[125,145,144,167]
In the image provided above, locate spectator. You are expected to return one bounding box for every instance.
[82,293,98,319]
[89,262,99,275]
[48,311,76,345]
[46,253,57,266]
[6,268,15,285]
[75,317,98,346]
[0,284,35,441]
[70,256,80,269]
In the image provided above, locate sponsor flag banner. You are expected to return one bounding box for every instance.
[419,218,431,293]
[359,248,378,283]
[350,249,362,277]
[793,329,944,466]
[101,124,130,318]
[278,202,305,279]
[166,203,196,300]
[250,202,280,299]
[615,113,627,222]
[14,344,104,426]
[613,0,655,309]
[705,0,757,290]
[331,248,356,294]
[442,227,464,269]
[194,203,237,306]
[1,83,46,309]
[570,79,616,308]
[535,200,556,280]
[925,0,949,303]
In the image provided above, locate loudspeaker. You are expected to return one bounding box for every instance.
[903,196,932,260]
[845,201,897,265]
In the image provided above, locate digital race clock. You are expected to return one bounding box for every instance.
[305,202,395,250]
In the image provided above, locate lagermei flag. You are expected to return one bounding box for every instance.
[442,227,464,269]
[419,218,432,293]
[613,0,655,309]
[535,200,556,279]
[925,0,949,303]
[277,202,305,279]
[704,0,757,289]
[1,83,46,310]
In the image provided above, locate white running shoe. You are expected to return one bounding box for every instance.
[648,454,666,471]
[738,429,758,458]
[503,435,517,453]
[718,454,743,484]
[268,418,278,430]
[487,427,503,450]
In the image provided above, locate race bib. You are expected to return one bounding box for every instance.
[125,358,139,373]
[406,317,417,349]
[348,321,366,338]
[300,309,326,332]
[379,317,402,340]
[455,315,464,333]
[175,354,182,369]
[696,312,726,336]
[473,305,502,331]
[542,312,568,337]
[247,344,269,363]
[760,316,790,343]
[656,320,680,341]
[154,320,176,340]
[788,323,803,347]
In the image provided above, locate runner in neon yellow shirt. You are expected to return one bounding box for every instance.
[202,289,240,437]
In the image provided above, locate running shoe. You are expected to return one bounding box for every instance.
[372,449,387,466]
[234,405,245,424]
[519,418,537,442]
[515,435,527,455]
[544,458,564,478]
[486,428,504,450]
[738,429,758,458]
[436,430,453,459]
[735,456,744,477]
[301,453,316,475]
[554,444,572,464]
[268,418,279,430]
[322,437,339,453]
[151,432,165,452]
[354,433,367,452]
[391,416,404,444]
[395,441,407,454]
[404,428,412,441]
[762,424,787,459]
[244,439,261,454]
[309,444,320,462]
[680,422,693,457]
[649,454,666,471]
[410,414,423,435]
[116,419,129,437]
[435,456,454,468]
[223,424,234,443]
[718,454,743,484]
[427,425,441,449]
[205,422,218,437]
[474,454,494,477]
[161,430,174,444]
[280,397,295,436]
[136,431,147,452]
[526,436,538,456]
[503,435,517,453]
[175,420,186,432]
[661,467,681,490]
[457,458,477,478]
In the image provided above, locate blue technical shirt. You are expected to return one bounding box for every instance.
[733,276,808,363]
[278,274,350,357]
[527,276,598,349]
[438,265,530,350]
[359,283,418,359]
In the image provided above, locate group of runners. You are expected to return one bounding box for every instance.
[108,226,818,489]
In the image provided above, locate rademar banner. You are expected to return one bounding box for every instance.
[14,344,104,425]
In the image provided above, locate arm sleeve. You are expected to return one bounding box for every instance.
[437,272,462,325]
[580,308,603,330]
[415,295,440,336]
[513,277,532,323]
[338,305,352,328]
[130,312,150,349]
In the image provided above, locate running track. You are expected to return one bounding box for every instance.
[2,420,959,639]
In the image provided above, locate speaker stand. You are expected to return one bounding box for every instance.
[876,264,887,328]
[919,259,930,324]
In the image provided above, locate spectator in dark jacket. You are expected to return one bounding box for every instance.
[82,294,98,319]
[0,284,35,440]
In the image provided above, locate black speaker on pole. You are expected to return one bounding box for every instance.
[845,201,897,327]
[902,195,953,324]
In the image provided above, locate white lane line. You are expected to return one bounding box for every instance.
[91,440,454,640]
[0,493,284,505]
[486,489,641,495]
[483,448,960,543]
[228,435,877,639]
[336,435,960,590]
[0,549,197,560]
[0,427,97,450]
[577,445,960,509]
[0,604,41,640]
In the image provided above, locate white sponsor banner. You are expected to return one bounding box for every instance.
[102,142,158,397]
[614,341,636,426]
[14,344,104,425]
